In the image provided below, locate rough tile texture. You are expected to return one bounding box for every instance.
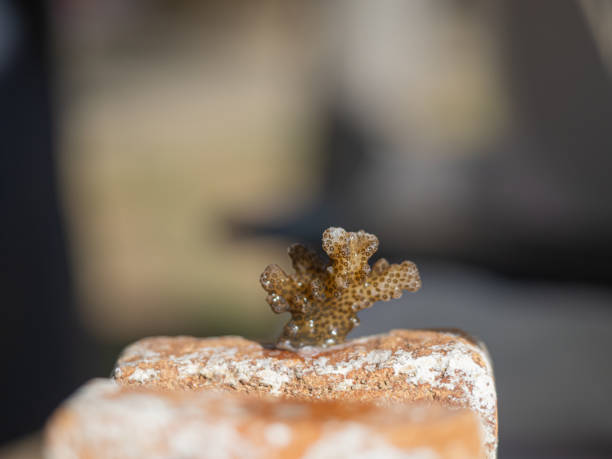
[45,379,484,459]
[113,329,497,457]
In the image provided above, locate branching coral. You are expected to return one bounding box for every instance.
[260,227,421,349]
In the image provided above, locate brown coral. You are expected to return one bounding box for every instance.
[260,227,421,349]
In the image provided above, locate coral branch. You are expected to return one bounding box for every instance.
[261,227,421,349]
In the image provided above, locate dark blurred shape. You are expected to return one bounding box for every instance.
[228,103,377,244]
[472,0,612,284]
[0,0,79,444]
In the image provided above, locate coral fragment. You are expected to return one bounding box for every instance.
[260,227,421,348]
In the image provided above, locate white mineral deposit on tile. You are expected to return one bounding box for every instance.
[302,423,439,459]
[49,380,259,459]
[128,368,159,383]
[264,422,292,448]
[389,337,496,448]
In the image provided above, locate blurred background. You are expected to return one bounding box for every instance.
[2,0,612,457]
